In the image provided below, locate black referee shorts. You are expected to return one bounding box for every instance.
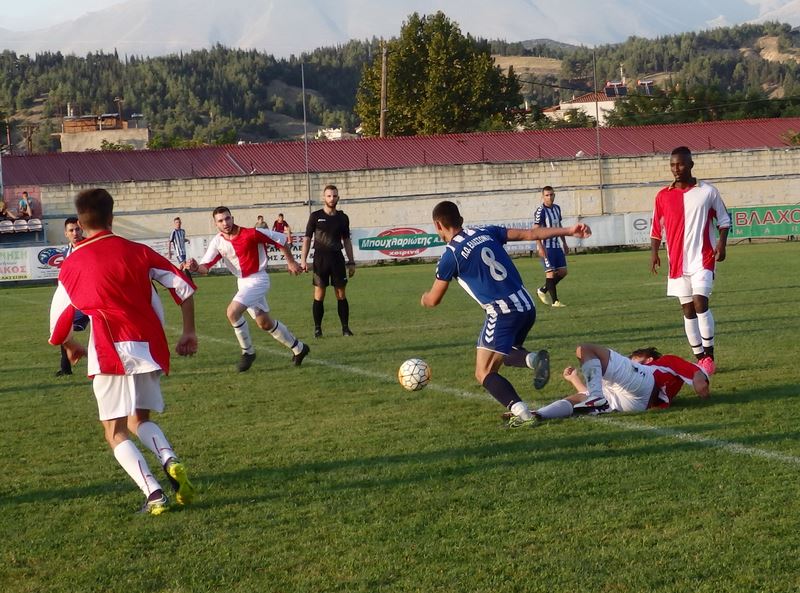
[312,250,348,288]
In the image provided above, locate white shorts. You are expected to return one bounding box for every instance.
[93,371,164,421]
[667,269,714,303]
[601,350,656,413]
[233,273,271,318]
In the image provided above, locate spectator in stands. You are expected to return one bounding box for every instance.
[56,217,90,376]
[17,192,33,219]
[272,213,292,244]
[255,215,268,229]
[0,201,17,221]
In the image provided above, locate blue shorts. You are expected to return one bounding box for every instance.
[477,308,536,355]
[541,247,567,272]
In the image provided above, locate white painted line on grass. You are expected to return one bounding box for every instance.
[594,416,800,467]
[181,327,800,466]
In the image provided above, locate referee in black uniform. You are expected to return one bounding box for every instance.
[300,184,356,337]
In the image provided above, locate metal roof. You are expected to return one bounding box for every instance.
[3,118,799,187]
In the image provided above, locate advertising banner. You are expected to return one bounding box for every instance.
[0,248,29,281]
[730,205,800,239]
[0,210,743,283]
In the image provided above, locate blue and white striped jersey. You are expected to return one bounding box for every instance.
[533,203,564,249]
[169,228,188,258]
[435,226,534,314]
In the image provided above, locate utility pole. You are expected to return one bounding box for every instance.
[301,62,312,212]
[592,49,605,215]
[114,96,124,125]
[379,40,388,138]
[22,124,38,154]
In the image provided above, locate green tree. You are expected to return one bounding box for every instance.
[355,12,521,136]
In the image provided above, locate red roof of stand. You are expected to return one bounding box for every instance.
[3,118,799,187]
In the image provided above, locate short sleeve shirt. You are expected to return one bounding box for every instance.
[305,209,350,253]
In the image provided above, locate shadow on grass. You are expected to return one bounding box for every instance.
[670,382,799,408]
[8,404,799,509]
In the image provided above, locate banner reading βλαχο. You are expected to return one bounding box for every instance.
[730,205,800,238]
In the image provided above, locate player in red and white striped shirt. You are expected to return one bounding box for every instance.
[527,344,710,421]
[650,147,730,375]
[49,188,198,515]
[187,206,309,372]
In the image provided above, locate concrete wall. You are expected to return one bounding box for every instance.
[34,146,800,244]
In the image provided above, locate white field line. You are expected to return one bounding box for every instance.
[185,327,800,467]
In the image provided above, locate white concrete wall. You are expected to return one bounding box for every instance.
[32,146,800,245]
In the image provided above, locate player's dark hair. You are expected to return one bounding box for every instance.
[542,185,554,193]
[671,146,692,159]
[174,216,181,222]
[212,206,231,218]
[75,188,113,229]
[323,184,338,194]
[432,201,463,229]
[631,347,661,360]
[64,216,79,228]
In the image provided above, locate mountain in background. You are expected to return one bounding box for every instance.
[1,0,799,57]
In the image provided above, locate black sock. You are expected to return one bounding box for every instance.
[337,298,350,328]
[482,372,521,409]
[546,277,558,302]
[60,345,71,373]
[704,346,714,360]
[504,347,530,368]
[312,299,324,328]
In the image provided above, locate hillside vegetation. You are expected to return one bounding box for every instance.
[1,20,800,151]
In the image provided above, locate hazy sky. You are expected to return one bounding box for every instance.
[1,0,124,29]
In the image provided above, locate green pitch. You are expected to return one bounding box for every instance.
[1,242,799,593]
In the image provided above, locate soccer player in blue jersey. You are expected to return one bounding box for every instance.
[421,201,592,428]
[533,186,569,307]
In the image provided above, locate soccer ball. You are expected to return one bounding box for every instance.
[398,358,431,391]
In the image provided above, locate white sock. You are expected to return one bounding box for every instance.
[697,310,715,349]
[136,421,176,467]
[232,317,254,354]
[535,399,574,419]
[684,317,704,356]
[113,439,161,496]
[268,320,302,354]
[581,358,604,399]
[510,400,533,421]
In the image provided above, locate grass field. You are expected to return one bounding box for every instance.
[1,242,799,593]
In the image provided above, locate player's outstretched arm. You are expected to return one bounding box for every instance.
[508,224,591,243]
[185,258,210,275]
[281,245,302,275]
[175,295,198,356]
[421,279,449,308]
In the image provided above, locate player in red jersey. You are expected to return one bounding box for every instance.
[186,206,309,372]
[49,188,198,515]
[524,344,709,421]
[650,146,731,375]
